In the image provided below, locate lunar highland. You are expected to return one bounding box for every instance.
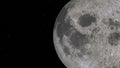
[54,0,120,68]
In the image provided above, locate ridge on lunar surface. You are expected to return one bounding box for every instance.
[54,0,120,68]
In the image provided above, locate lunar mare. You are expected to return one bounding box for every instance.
[54,0,120,68]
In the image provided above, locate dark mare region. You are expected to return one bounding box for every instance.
[78,13,96,27]
[69,31,89,49]
[56,6,72,41]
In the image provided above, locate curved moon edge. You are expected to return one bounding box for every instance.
[53,0,120,68]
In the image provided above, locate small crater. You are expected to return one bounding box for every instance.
[102,18,120,31]
[107,32,120,46]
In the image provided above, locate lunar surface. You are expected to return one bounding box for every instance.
[53,0,120,68]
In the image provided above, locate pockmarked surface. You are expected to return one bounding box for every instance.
[54,0,120,68]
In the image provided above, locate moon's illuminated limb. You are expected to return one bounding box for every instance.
[54,0,120,68]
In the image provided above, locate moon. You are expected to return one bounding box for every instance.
[53,0,120,68]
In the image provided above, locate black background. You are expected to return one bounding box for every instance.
[1,0,71,68]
